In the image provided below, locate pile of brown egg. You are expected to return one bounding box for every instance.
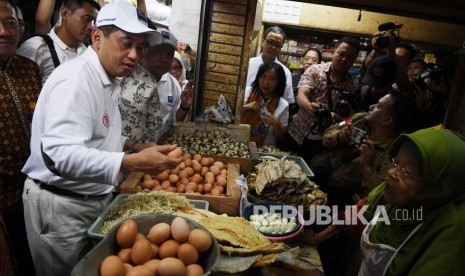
[138,150,228,196]
[100,217,213,276]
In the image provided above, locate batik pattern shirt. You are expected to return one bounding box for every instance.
[119,65,163,144]
[0,55,41,212]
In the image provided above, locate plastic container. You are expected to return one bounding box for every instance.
[258,153,315,178]
[73,214,219,276]
[87,194,209,241]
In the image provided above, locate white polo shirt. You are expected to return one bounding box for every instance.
[157,73,182,141]
[22,47,125,195]
[245,54,295,104]
[16,26,87,85]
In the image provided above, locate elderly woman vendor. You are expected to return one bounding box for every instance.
[359,128,465,275]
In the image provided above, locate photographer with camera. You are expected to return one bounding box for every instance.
[362,22,415,94]
[280,36,360,165]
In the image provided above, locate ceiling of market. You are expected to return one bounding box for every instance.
[296,0,465,26]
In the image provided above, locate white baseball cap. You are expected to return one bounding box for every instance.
[153,28,178,50]
[95,1,161,46]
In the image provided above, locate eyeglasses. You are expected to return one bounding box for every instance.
[264,39,283,49]
[389,157,423,180]
[170,66,182,72]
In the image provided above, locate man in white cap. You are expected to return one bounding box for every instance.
[21,2,182,275]
[120,27,193,144]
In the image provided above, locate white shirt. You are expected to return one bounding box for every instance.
[157,73,182,141]
[16,26,87,85]
[245,54,295,104]
[22,47,125,195]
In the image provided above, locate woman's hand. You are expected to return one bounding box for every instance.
[243,101,261,113]
[260,112,278,126]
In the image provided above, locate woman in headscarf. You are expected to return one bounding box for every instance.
[359,128,465,275]
[170,51,189,90]
[241,61,289,147]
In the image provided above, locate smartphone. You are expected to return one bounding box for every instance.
[352,127,367,146]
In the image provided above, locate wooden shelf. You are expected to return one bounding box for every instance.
[280,51,304,57]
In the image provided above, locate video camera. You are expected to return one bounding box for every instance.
[311,108,334,135]
[333,87,357,118]
[376,22,403,48]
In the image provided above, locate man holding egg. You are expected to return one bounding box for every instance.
[21,2,182,275]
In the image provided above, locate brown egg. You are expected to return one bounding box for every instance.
[116,219,138,248]
[192,161,202,173]
[186,264,204,276]
[200,157,210,167]
[178,169,188,180]
[213,161,224,170]
[131,238,153,265]
[179,177,189,185]
[191,174,203,184]
[200,166,209,176]
[136,233,146,241]
[123,263,133,273]
[210,165,220,176]
[184,167,194,177]
[170,166,180,175]
[150,243,159,258]
[193,154,202,162]
[188,229,212,252]
[216,175,227,187]
[210,189,221,196]
[214,185,224,194]
[203,183,213,193]
[176,184,186,193]
[185,182,197,192]
[182,153,191,161]
[196,184,203,194]
[220,169,227,177]
[169,174,179,184]
[157,257,186,276]
[144,259,161,274]
[204,172,214,184]
[147,223,171,245]
[167,147,183,158]
[117,248,132,263]
[178,161,186,169]
[158,239,180,259]
[161,180,172,189]
[177,243,199,265]
[152,185,163,191]
[126,265,153,276]
[156,170,169,182]
[184,158,193,167]
[100,255,125,276]
[208,157,214,165]
[165,186,176,193]
[171,217,190,243]
[143,174,153,181]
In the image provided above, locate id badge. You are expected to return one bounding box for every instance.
[167,95,174,105]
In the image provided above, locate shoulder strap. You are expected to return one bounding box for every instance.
[39,34,60,68]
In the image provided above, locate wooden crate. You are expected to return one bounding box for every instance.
[120,163,242,216]
[160,122,260,173]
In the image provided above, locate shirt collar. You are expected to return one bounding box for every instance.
[49,26,86,53]
[84,47,115,86]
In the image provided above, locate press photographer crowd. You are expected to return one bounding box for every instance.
[2,0,465,276]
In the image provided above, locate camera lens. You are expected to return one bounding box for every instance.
[335,102,351,118]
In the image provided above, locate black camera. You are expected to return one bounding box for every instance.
[311,108,334,134]
[332,87,358,118]
[376,22,403,48]
[412,67,448,89]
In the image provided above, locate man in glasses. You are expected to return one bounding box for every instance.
[246,25,294,105]
[16,0,100,84]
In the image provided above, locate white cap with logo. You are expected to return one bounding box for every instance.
[95,1,161,46]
